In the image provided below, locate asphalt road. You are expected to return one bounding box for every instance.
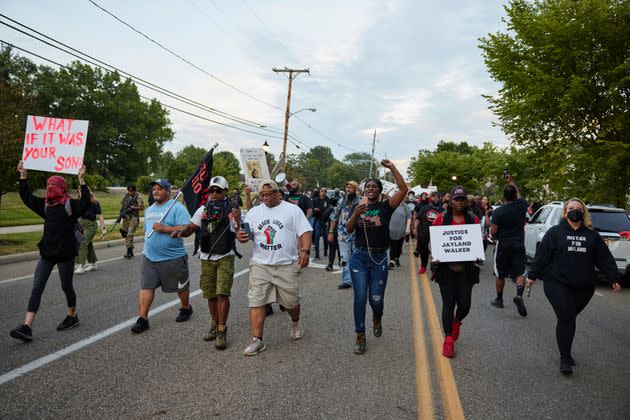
[0,241,628,419]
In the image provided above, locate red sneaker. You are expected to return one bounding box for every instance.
[452,321,462,341]
[418,266,427,274]
[442,336,455,358]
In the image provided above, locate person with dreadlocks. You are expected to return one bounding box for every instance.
[345,160,408,354]
[10,161,89,342]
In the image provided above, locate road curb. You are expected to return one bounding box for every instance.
[0,237,146,265]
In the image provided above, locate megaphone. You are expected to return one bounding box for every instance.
[275,172,288,190]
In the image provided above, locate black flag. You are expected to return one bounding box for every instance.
[180,144,217,254]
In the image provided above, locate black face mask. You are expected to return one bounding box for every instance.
[567,209,584,222]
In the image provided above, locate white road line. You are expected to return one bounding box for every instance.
[595,291,604,297]
[0,243,195,286]
[0,268,249,386]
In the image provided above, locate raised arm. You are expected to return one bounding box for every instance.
[381,160,408,209]
[17,161,45,218]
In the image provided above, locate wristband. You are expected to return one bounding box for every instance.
[299,249,310,255]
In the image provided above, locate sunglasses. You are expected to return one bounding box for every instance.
[209,188,224,194]
[259,191,277,198]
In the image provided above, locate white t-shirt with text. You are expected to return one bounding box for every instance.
[244,200,312,265]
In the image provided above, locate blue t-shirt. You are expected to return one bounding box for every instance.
[143,199,191,262]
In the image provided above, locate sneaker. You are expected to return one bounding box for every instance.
[373,319,382,337]
[215,325,227,350]
[325,264,333,272]
[413,250,420,257]
[203,321,218,341]
[290,320,303,339]
[560,357,573,375]
[279,305,286,312]
[452,321,462,341]
[442,336,455,358]
[395,259,400,267]
[131,317,149,333]
[56,314,79,331]
[513,296,527,317]
[84,263,95,272]
[389,261,395,268]
[243,337,266,356]
[314,255,320,260]
[175,306,193,322]
[265,304,274,316]
[491,298,504,308]
[353,332,367,354]
[74,264,86,275]
[91,262,98,270]
[337,283,351,289]
[418,266,427,275]
[10,324,32,342]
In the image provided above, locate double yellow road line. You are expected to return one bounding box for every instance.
[408,242,465,420]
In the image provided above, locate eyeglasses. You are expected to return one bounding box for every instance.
[259,191,277,198]
[209,188,223,194]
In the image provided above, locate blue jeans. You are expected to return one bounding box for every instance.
[338,240,355,285]
[312,218,328,257]
[349,250,389,333]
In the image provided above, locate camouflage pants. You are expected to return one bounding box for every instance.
[122,216,139,249]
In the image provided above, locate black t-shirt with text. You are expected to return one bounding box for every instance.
[354,200,395,250]
[491,197,528,242]
[312,196,331,220]
[285,193,313,216]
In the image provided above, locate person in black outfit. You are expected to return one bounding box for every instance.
[10,161,89,342]
[490,174,529,316]
[414,192,442,274]
[312,188,331,259]
[430,186,481,358]
[285,181,313,221]
[527,198,621,375]
[345,160,408,354]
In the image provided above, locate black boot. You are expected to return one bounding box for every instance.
[124,247,133,259]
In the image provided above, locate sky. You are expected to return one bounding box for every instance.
[1,0,510,180]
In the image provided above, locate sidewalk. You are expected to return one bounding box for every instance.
[0,218,144,234]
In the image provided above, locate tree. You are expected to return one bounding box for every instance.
[212,150,241,190]
[166,145,207,187]
[479,0,630,207]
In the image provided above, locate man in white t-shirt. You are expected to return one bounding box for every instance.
[236,179,313,356]
[178,176,240,350]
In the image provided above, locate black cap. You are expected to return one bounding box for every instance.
[450,185,467,199]
[127,185,137,191]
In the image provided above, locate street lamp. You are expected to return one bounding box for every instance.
[262,140,270,153]
[290,107,316,116]
[452,175,457,181]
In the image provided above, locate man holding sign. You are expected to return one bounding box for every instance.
[429,186,481,359]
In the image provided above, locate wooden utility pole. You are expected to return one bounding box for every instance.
[369,129,376,178]
[272,67,309,171]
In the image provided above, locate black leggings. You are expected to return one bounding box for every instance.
[416,236,430,267]
[438,270,474,335]
[27,257,77,312]
[543,280,594,359]
[389,238,404,261]
[328,238,340,266]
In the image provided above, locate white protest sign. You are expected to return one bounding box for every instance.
[22,115,89,175]
[429,224,485,262]
[240,147,270,191]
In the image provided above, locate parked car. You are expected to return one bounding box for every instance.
[524,202,630,282]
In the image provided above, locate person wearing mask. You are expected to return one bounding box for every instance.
[490,175,528,316]
[441,192,451,211]
[75,188,106,274]
[388,201,412,268]
[120,185,144,259]
[237,180,312,355]
[345,160,407,354]
[331,188,341,206]
[431,186,481,358]
[129,179,192,333]
[526,198,621,375]
[10,162,89,342]
[414,192,442,274]
[229,188,243,208]
[285,181,313,221]
[312,187,331,259]
[178,176,241,350]
[328,181,361,289]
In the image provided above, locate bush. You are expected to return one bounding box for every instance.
[136,175,153,192]
[83,174,109,192]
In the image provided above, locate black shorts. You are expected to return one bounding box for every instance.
[493,241,525,280]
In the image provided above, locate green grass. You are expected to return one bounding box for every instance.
[0,223,146,256]
[0,191,145,227]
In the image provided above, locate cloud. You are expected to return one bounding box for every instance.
[380,89,432,126]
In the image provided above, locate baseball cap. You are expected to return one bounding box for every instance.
[450,185,467,199]
[259,179,279,191]
[149,178,172,190]
[346,180,359,188]
[209,176,228,190]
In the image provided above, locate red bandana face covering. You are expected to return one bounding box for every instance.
[45,176,70,206]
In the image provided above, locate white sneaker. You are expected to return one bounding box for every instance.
[243,337,266,356]
[290,320,303,339]
[84,263,95,272]
[91,262,97,271]
[74,264,86,275]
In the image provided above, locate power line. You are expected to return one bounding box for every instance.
[87,0,282,111]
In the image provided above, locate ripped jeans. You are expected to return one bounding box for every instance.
[349,250,389,333]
